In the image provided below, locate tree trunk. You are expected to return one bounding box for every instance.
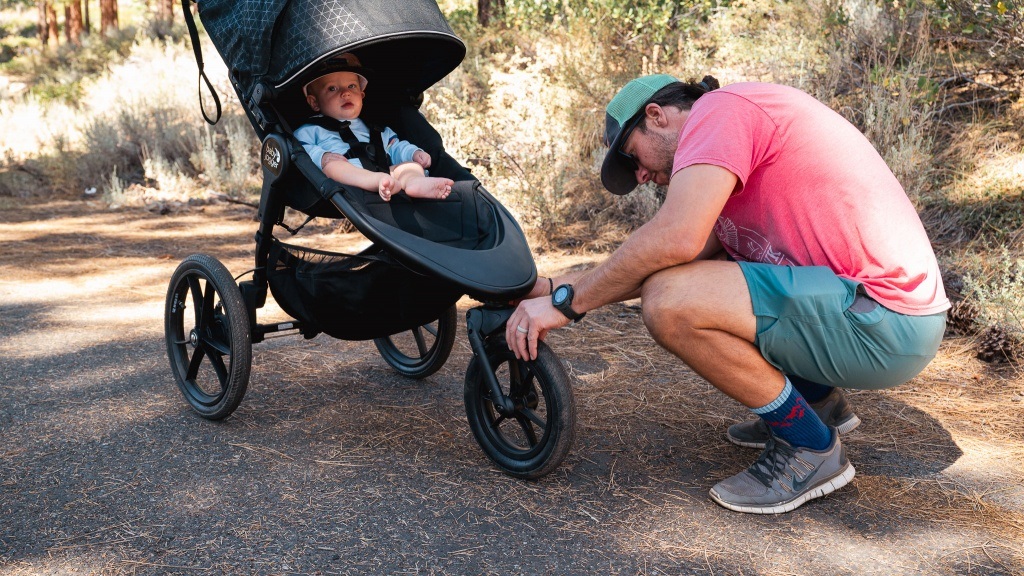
[38,1,51,45]
[66,1,83,45]
[46,1,59,45]
[157,0,173,24]
[477,0,505,26]
[83,0,90,34]
[100,0,118,36]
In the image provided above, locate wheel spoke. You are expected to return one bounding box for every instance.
[412,326,429,356]
[489,413,507,429]
[207,351,229,383]
[203,333,231,356]
[509,361,536,394]
[185,345,206,381]
[519,406,547,429]
[515,415,539,447]
[187,276,203,327]
[201,281,216,330]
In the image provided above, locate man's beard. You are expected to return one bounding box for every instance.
[649,129,679,183]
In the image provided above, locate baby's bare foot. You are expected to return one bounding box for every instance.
[404,176,453,200]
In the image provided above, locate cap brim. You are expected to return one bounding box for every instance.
[600,116,642,196]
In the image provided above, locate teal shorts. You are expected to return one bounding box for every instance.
[738,262,946,390]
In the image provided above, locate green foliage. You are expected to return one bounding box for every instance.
[495,0,726,57]
[4,29,136,104]
[927,0,1021,34]
[963,248,1024,339]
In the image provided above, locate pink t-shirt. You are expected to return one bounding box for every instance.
[673,83,948,316]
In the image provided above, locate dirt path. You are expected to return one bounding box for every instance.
[1,199,1022,575]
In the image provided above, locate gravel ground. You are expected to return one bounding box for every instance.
[1,200,1022,575]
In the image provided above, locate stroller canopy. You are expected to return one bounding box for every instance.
[198,0,466,102]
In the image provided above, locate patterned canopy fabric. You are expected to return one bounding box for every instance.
[197,0,465,100]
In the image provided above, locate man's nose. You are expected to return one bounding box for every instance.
[635,165,651,185]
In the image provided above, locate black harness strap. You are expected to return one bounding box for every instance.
[306,116,392,174]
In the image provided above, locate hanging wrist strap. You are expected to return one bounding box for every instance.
[181,0,221,125]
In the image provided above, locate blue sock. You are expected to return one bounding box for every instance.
[788,374,833,403]
[752,377,832,450]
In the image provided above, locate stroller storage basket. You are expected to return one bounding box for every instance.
[268,239,462,340]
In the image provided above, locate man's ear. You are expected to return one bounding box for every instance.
[644,103,668,127]
[306,93,320,111]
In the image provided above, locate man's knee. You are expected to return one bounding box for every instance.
[640,269,696,342]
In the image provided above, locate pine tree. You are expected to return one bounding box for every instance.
[100,0,118,36]
[66,1,84,46]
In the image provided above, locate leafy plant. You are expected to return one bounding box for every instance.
[963,248,1024,343]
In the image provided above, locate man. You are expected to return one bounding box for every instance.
[506,74,948,514]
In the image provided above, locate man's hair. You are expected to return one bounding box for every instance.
[636,75,720,134]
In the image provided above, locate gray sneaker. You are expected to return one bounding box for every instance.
[710,427,855,514]
[726,387,861,449]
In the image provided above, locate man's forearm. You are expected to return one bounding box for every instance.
[569,164,738,314]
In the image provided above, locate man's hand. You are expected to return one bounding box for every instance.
[413,150,432,169]
[506,295,571,361]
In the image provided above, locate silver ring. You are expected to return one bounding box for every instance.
[516,325,529,334]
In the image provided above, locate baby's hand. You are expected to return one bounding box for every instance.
[413,150,431,169]
[378,174,397,201]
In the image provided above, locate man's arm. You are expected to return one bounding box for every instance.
[506,163,738,360]
[572,164,738,312]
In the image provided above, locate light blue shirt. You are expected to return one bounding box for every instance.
[294,117,422,170]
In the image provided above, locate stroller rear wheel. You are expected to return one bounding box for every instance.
[373,305,457,379]
[165,254,252,420]
[464,336,576,479]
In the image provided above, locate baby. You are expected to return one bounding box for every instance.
[294,54,453,201]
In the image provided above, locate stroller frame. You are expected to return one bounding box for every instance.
[165,0,577,479]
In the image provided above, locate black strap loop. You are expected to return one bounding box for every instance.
[181,0,222,125]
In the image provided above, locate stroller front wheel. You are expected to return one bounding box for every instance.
[165,254,252,420]
[464,336,576,479]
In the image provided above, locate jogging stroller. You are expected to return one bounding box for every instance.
[165,0,576,478]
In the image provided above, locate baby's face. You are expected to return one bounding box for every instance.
[306,72,364,120]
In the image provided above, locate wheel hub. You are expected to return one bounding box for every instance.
[189,329,199,347]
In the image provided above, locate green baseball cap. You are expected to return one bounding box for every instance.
[601,74,679,195]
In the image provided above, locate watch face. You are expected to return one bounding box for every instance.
[553,285,569,305]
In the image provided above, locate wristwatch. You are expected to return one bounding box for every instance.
[551,284,586,323]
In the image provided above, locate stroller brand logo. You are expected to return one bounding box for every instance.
[263,142,282,172]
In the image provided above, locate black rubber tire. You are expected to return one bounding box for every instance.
[373,305,457,379]
[165,254,252,420]
[464,336,576,479]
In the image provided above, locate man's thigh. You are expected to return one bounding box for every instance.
[642,260,757,342]
[738,262,946,390]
